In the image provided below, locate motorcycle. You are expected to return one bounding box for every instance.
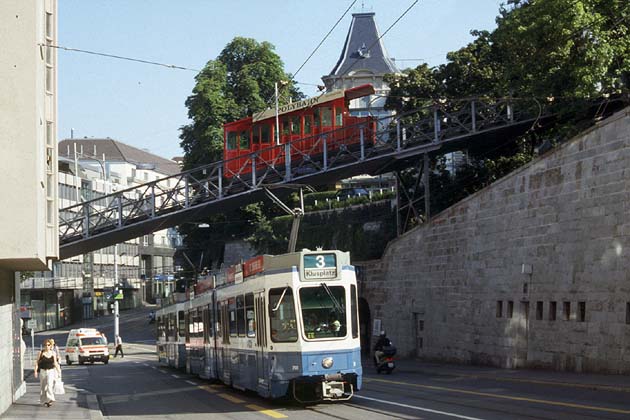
[374,345,396,374]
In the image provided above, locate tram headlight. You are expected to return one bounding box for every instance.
[322,357,334,369]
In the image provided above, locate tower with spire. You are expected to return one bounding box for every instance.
[322,11,400,120]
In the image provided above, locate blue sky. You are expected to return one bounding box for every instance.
[58,0,504,160]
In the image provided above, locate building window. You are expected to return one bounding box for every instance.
[578,301,586,322]
[549,301,557,321]
[626,303,630,325]
[536,301,543,320]
[496,301,503,318]
[563,302,571,321]
[521,301,530,321]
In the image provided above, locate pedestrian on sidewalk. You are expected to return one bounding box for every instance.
[114,334,124,358]
[34,339,61,407]
[49,338,61,362]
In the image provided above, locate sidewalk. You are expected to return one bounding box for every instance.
[1,370,103,419]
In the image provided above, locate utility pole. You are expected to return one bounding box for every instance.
[114,244,120,339]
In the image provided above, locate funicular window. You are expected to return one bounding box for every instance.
[313,108,321,128]
[178,311,186,338]
[335,107,343,126]
[281,117,290,135]
[228,298,237,337]
[300,285,347,339]
[240,130,250,149]
[227,131,237,150]
[269,287,298,343]
[260,124,271,143]
[321,107,333,127]
[303,115,313,135]
[351,285,358,338]
[236,295,246,337]
[252,125,261,145]
[245,293,256,338]
[291,116,300,135]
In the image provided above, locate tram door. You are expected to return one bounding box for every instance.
[254,292,270,396]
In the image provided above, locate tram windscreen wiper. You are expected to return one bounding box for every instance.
[320,283,345,316]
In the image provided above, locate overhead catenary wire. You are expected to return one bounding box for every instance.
[40,43,202,72]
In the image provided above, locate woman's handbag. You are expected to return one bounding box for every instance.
[53,376,65,395]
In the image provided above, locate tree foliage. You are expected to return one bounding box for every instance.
[383,0,629,219]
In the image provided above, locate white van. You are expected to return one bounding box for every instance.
[65,328,109,365]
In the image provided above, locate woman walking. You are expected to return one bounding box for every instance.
[34,339,61,407]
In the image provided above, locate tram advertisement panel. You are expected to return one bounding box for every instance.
[303,253,338,280]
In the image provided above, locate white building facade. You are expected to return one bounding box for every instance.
[0,0,58,413]
[21,139,181,331]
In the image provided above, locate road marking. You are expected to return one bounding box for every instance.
[185,380,198,386]
[171,374,180,379]
[355,395,484,420]
[217,393,246,404]
[365,378,630,415]
[200,385,218,393]
[246,404,288,418]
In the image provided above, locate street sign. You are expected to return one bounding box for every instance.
[114,292,123,300]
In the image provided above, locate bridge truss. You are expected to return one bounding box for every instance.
[59,97,545,259]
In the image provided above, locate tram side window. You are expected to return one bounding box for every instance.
[335,107,343,126]
[186,310,192,342]
[321,107,333,127]
[168,313,176,341]
[227,131,237,150]
[300,285,347,339]
[269,287,298,343]
[207,303,214,338]
[236,295,245,337]
[260,124,271,143]
[351,285,358,338]
[194,309,203,339]
[178,311,186,338]
[228,298,237,337]
[240,130,250,150]
[221,302,230,344]
[216,302,222,338]
[245,293,255,338]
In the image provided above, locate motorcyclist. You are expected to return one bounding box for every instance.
[148,310,155,324]
[374,330,392,365]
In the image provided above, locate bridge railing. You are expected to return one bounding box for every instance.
[59,97,543,245]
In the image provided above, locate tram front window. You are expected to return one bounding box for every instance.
[300,285,347,339]
[269,287,298,342]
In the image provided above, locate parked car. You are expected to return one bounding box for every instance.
[335,187,369,201]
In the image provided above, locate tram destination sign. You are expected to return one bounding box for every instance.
[303,253,337,280]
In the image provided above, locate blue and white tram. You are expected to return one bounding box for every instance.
[156,301,187,370]
[157,249,362,402]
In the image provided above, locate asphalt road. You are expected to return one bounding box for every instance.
[29,307,630,420]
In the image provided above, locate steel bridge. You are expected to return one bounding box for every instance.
[59,98,546,259]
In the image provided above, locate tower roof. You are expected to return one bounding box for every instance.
[327,12,399,78]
